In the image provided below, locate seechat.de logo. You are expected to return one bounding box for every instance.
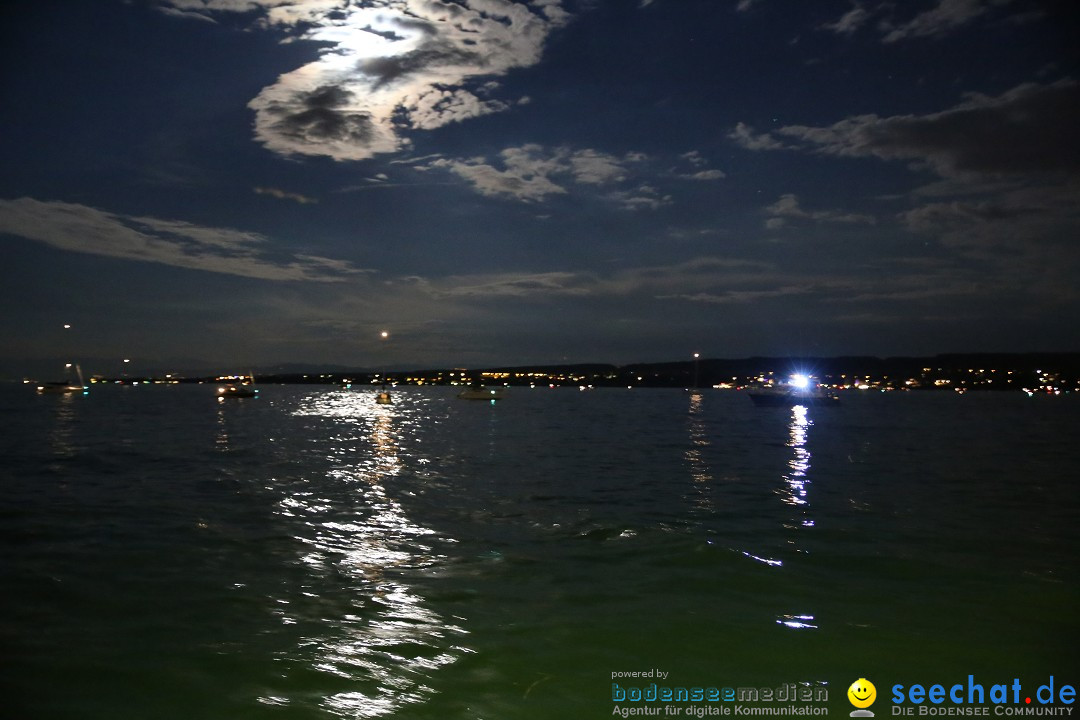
[849,678,878,718]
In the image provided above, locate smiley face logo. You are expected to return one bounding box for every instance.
[848,678,877,709]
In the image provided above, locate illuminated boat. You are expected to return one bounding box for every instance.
[457,386,506,400]
[217,373,258,399]
[218,383,258,398]
[747,374,839,407]
[37,382,87,394]
[375,385,392,404]
[37,364,88,394]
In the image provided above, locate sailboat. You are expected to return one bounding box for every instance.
[37,363,88,394]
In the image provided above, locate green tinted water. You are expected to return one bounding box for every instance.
[2,386,1076,718]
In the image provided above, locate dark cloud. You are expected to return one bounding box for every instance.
[881,0,999,43]
[821,0,1019,43]
[901,199,1042,233]
[821,4,872,35]
[253,187,318,204]
[743,79,1080,180]
[266,85,378,145]
[0,198,369,282]
[438,272,591,298]
[359,42,484,88]
[302,85,353,110]
[390,16,438,37]
[272,107,378,144]
[765,193,875,229]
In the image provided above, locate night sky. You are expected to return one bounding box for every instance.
[2,0,1077,376]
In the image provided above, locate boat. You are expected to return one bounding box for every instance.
[217,373,258,399]
[37,364,88,394]
[458,387,506,400]
[457,383,506,400]
[375,385,392,404]
[747,374,839,407]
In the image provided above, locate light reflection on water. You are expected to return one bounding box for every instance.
[214,402,230,452]
[777,404,817,631]
[47,392,79,460]
[278,390,465,718]
[783,405,813,513]
[684,391,715,512]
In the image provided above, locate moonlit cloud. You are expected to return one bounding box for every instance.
[417,252,1026,317]
[421,150,568,202]
[417,256,770,303]
[157,6,219,23]
[685,170,727,181]
[254,186,319,204]
[880,0,1002,43]
[416,145,652,203]
[569,149,630,185]
[433,271,591,298]
[681,151,707,167]
[673,151,727,180]
[821,0,1011,42]
[607,185,673,211]
[656,287,811,304]
[158,0,571,161]
[821,3,872,35]
[0,197,370,282]
[425,256,830,306]
[728,122,786,151]
[764,193,876,228]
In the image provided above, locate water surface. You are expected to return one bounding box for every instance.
[2,385,1076,718]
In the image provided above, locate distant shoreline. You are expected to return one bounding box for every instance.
[17,352,1079,394]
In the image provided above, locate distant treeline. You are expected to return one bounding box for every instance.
[137,352,1080,391]
[469,352,1080,390]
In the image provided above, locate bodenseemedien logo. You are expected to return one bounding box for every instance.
[849,678,878,717]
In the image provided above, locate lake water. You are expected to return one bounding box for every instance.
[2,384,1077,719]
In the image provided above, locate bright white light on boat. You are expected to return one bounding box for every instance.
[63,324,71,329]
[741,551,783,567]
[790,373,810,389]
[380,330,389,339]
[776,614,818,630]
